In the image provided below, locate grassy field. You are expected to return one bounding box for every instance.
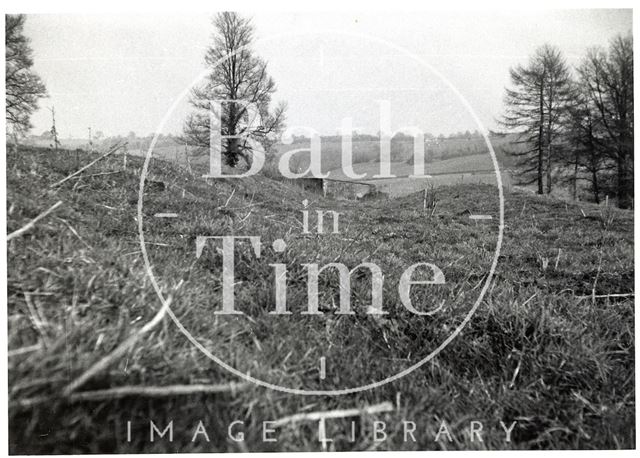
[7,145,634,452]
[323,153,513,198]
[316,153,513,199]
[325,154,498,180]
[366,172,512,198]
[275,142,517,199]
[275,136,517,176]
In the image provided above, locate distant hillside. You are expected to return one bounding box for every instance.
[325,153,503,180]
[275,134,521,175]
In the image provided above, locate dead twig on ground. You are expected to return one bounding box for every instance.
[56,217,91,248]
[271,401,394,427]
[8,344,41,358]
[50,143,126,188]
[69,382,249,401]
[66,170,122,180]
[224,187,236,207]
[62,279,183,397]
[8,201,63,241]
[11,382,248,409]
[576,292,634,301]
[22,292,49,346]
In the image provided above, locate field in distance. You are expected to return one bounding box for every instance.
[324,153,497,179]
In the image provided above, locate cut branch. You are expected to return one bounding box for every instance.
[69,382,249,401]
[11,382,248,409]
[50,143,126,188]
[7,200,63,241]
[272,401,394,427]
[62,279,183,397]
[576,292,634,301]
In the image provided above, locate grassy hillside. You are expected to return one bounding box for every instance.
[275,135,518,176]
[325,153,500,180]
[7,145,634,452]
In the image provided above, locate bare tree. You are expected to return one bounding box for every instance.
[562,85,611,203]
[502,57,546,193]
[541,46,573,194]
[578,34,633,209]
[502,45,572,194]
[5,14,47,139]
[48,106,61,151]
[183,12,286,168]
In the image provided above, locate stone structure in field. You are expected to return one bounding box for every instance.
[293,169,512,200]
[322,178,376,200]
[289,177,324,194]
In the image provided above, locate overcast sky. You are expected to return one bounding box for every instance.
[25,10,632,139]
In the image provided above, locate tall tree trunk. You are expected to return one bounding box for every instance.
[227,137,240,167]
[617,117,632,209]
[546,143,552,194]
[617,149,632,209]
[586,122,597,203]
[592,168,600,204]
[225,102,239,167]
[537,84,545,195]
[545,81,554,195]
[572,153,578,200]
